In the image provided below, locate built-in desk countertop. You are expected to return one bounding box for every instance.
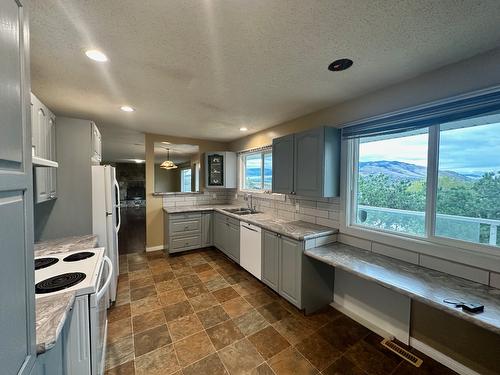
[305,242,500,335]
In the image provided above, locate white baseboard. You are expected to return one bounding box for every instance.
[146,245,164,252]
[409,338,481,375]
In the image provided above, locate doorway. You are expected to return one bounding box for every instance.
[115,162,146,254]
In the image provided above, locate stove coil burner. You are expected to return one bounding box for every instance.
[35,272,86,294]
[63,251,95,262]
[35,257,59,270]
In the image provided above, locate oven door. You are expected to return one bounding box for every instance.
[89,256,113,375]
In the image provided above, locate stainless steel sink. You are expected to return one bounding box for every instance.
[223,208,260,216]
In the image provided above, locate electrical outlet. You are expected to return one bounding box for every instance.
[295,203,300,212]
[212,193,216,198]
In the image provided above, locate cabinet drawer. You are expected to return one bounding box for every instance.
[171,235,201,250]
[215,212,239,227]
[170,219,201,234]
[170,212,201,221]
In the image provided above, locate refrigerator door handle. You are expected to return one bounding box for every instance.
[114,179,121,232]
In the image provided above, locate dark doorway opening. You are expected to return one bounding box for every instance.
[115,163,146,254]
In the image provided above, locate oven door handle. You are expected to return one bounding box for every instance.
[96,256,113,302]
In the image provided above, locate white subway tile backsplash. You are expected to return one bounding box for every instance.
[338,234,372,251]
[419,255,490,285]
[371,242,419,265]
[295,213,316,224]
[315,217,340,229]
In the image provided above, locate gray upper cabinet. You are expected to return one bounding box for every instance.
[91,122,102,165]
[205,151,237,188]
[272,134,295,194]
[31,93,57,203]
[0,1,37,374]
[261,230,279,291]
[272,126,340,198]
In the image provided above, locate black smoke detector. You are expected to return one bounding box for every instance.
[328,58,353,72]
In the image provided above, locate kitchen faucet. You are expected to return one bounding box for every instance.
[245,193,255,211]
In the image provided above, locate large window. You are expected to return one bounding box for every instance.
[351,113,500,249]
[180,168,192,192]
[355,130,428,236]
[241,150,272,191]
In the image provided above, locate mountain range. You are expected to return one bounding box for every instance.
[358,161,478,181]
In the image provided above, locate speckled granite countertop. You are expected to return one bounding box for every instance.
[305,242,500,334]
[164,205,338,240]
[35,234,98,256]
[36,292,75,354]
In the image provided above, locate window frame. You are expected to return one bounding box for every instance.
[239,149,272,192]
[180,167,192,193]
[346,123,500,259]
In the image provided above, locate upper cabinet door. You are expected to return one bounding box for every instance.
[0,0,37,374]
[294,128,325,197]
[272,134,295,194]
[293,127,340,198]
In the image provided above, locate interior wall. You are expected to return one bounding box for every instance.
[145,132,229,249]
[226,47,500,373]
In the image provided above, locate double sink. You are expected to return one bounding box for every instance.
[222,207,261,216]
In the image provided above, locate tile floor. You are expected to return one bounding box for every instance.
[105,248,457,375]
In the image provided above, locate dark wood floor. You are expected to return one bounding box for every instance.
[118,206,146,255]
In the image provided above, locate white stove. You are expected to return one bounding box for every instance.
[35,248,105,297]
[35,247,112,375]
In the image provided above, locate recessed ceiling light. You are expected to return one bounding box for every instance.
[85,49,108,62]
[239,127,248,132]
[328,58,353,72]
[120,105,135,112]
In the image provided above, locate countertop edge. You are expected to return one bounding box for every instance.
[36,292,76,355]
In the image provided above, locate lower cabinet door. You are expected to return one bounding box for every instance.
[214,216,225,251]
[226,223,240,263]
[201,212,212,247]
[279,236,302,307]
[261,230,279,291]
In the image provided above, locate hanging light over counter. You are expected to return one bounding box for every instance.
[160,148,178,170]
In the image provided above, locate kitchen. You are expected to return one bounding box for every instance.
[2,1,500,375]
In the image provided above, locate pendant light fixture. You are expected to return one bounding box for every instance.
[160,148,178,170]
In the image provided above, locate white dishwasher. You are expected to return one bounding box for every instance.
[240,221,262,280]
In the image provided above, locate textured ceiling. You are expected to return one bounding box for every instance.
[30,0,500,148]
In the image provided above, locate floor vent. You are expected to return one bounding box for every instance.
[381,338,423,367]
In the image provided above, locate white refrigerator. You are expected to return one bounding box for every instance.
[92,165,121,304]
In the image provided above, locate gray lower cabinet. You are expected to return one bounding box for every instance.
[278,236,302,306]
[165,211,213,253]
[213,212,240,263]
[261,230,279,290]
[226,221,240,263]
[33,333,64,375]
[201,212,213,247]
[261,230,334,313]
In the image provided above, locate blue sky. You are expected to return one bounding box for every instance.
[360,122,500,174]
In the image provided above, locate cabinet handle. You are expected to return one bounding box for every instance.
[184,226,189,230]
